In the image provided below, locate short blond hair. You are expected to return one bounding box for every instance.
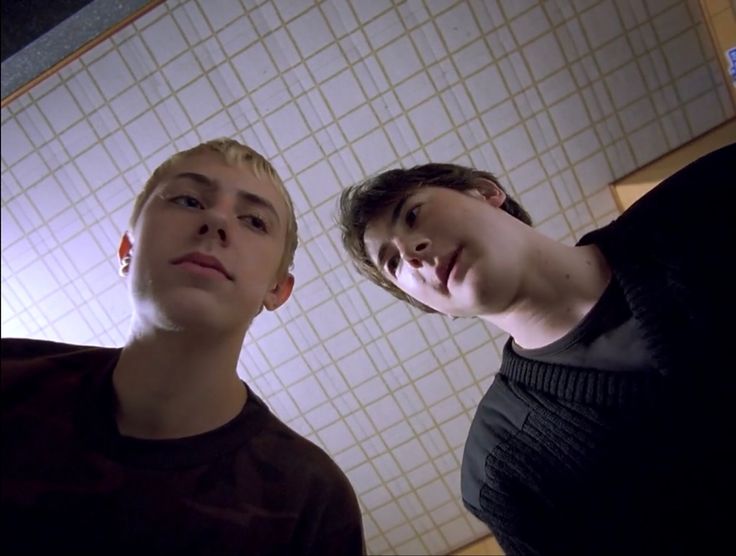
[129,138,298,278]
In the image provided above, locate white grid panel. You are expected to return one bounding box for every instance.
[1,0,732,553]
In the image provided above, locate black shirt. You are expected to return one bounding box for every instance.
[1,339,365,556]
[461,145,735,555]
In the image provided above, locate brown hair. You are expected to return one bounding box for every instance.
[338,163,531,313]
[129,138,298,278]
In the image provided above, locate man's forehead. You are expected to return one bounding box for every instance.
[166,154,274,196]
[167,152,258,182]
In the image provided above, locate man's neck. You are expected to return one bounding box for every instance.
[486,241,611,350]
[113,327,247,439]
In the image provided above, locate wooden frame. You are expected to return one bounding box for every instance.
[1,0,165,108]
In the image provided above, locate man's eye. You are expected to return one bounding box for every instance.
[171,195,204,209]
[241,215,268,232]
[405,205,420,227]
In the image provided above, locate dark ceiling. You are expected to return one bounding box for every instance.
[1,0,95,61]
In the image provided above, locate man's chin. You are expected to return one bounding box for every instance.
[136,293,253,335]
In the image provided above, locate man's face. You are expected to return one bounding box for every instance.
[124,151,293,334]
[363,184,523,317]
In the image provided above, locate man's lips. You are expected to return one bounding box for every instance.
[171,252,233,280]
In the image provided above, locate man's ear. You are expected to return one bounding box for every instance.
[118,232,133,276]
[263,273,295,311]
[475,178,507,208]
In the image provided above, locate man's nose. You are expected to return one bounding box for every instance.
[400,237,431,268]
[198,208,230,245]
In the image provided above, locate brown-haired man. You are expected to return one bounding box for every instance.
[3,139,365,555]
[338,144,734,555]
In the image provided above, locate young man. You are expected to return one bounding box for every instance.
[339,144,734,555]
[2,139,365,555]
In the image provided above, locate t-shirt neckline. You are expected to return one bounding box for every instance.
[78,348,270,469]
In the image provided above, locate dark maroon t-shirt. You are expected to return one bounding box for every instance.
[1,338,365,556]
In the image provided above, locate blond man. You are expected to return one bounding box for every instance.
[3,139,364,555]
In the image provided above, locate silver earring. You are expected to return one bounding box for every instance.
[119,255,132,277]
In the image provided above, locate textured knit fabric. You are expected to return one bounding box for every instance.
[462,144,735,555]
[1,339,365,556]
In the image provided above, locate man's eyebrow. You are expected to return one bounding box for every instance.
[171,172,281,224]
[173,172,215,188]
[375,194,410,268]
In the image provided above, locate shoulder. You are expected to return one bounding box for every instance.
[244,394,364,551]
[2,337,117,359]
[1,338,119,390]
[590,144,734,245]
[248,393,357,496]
[3,337,86,358]
[624,143,733,223]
